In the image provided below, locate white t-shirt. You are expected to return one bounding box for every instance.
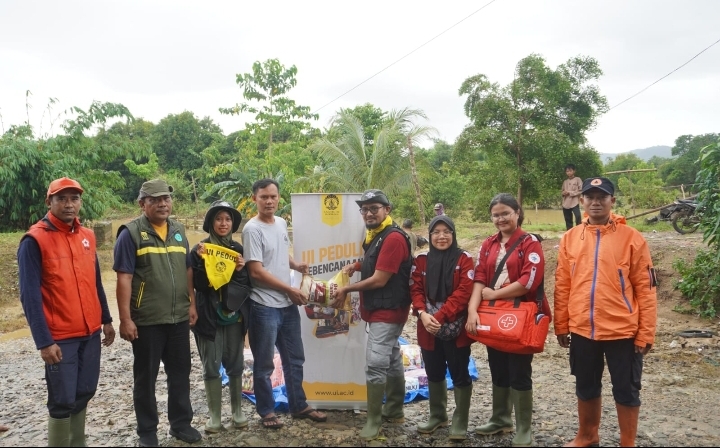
[242,216,292,308]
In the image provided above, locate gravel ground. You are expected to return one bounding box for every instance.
[1,233,719,447]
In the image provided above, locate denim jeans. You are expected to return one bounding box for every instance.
[248,301,308,416]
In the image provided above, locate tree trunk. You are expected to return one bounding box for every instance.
[516,145,523,206]
[407,137,426,226]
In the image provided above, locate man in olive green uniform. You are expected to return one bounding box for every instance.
[113,179,201,447]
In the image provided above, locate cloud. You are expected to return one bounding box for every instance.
[1,0,718,153]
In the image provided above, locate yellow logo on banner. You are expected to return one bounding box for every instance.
[202,243,239,289]
[321,194,342,227]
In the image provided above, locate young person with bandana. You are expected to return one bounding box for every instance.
[189,200,252,433]
[410,216,475,440]
[465,193,549,447]
[331,189,412,441]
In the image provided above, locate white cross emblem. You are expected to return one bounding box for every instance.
[498,314,518,331]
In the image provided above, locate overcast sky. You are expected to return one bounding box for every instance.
[1,0,718,154]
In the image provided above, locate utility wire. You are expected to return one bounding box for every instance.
[609,36,720,111]
[313,0,499,114]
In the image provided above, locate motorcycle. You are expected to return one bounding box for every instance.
[670,199,701,234]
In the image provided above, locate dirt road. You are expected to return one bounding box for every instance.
[1,232,719,447]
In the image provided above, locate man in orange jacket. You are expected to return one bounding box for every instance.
[554,177,657,448]
[18,177,115,447]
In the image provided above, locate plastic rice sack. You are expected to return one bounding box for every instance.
[241,348,285,393]
[299,271,351,310]
[400,344,424,371]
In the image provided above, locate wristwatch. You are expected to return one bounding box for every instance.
[417,310,425,317]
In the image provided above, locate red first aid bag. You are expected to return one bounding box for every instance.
[468,298,550,354]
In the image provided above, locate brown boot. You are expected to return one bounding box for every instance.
[564,397,601,447]
[616,403,639,447]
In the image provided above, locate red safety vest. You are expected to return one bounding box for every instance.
[25,213,102,341]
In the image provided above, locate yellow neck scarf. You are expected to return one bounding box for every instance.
[364,215,394,245]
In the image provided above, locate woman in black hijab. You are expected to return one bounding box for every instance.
[410,215,475,440]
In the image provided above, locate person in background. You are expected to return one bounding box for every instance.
[561,164,583,230]
[18,177,115,447]
[401,218,418,254]
[434,203,446,216]
[242,178,326,429]
[190,201,252,433]
[330,189,412,441]
[465,193,548,447]
[113,179,201,447]
[411,215,475,440]
[555,177,657,448]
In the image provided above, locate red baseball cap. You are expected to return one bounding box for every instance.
[47,177,84,199]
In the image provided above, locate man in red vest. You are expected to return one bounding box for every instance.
[18,177,115,447]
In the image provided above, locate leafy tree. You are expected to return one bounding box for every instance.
[0,101,134,230]
[151,111,222,178]
[331,103,388,147]
[458,54,608,206]
[673,136,720,317]
[212,59,318,216]
[300,109,411,196]
[426,139,455,171]
[603,153,645,188]
[388,108,436,226]
[94,118,155,201]
[220,58,318,156]
[662,133,719,192]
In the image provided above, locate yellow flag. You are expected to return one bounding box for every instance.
[202,243,240,289]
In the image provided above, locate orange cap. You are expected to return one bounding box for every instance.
[46,177,84,199]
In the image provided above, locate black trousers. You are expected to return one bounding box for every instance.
[569,333,643,406]
[487,346,533,391]
[421,339,471,388]
[132,322,193,436]
[563,205,582,230]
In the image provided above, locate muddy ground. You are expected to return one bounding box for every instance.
[1,231,719,447]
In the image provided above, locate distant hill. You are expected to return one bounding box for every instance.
[599,145,673,162]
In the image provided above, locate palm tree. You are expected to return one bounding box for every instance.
[298,110,411,196]
[297,108,435,224]
[387,108,437,226]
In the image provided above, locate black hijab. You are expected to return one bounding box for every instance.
[426,215,463,303]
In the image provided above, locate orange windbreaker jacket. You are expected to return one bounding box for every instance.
[554,213,657,347]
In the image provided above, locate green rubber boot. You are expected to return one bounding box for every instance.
[360,382,386,441]
[48,416,71,447]
[381,375,406,423]
[69,408,87,447]
[229,376,248,430]
[511,388,533,447]
[475,384,514,435]
[204,379,224,433]
[417,381,448,434]
[449,384,473,441]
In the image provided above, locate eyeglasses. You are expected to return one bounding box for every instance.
[430,230,453,237]
[491,211,515,221]
[359,206,384,215]
[145,195,172,205]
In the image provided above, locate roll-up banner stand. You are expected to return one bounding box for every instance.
[291,193,367,410]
